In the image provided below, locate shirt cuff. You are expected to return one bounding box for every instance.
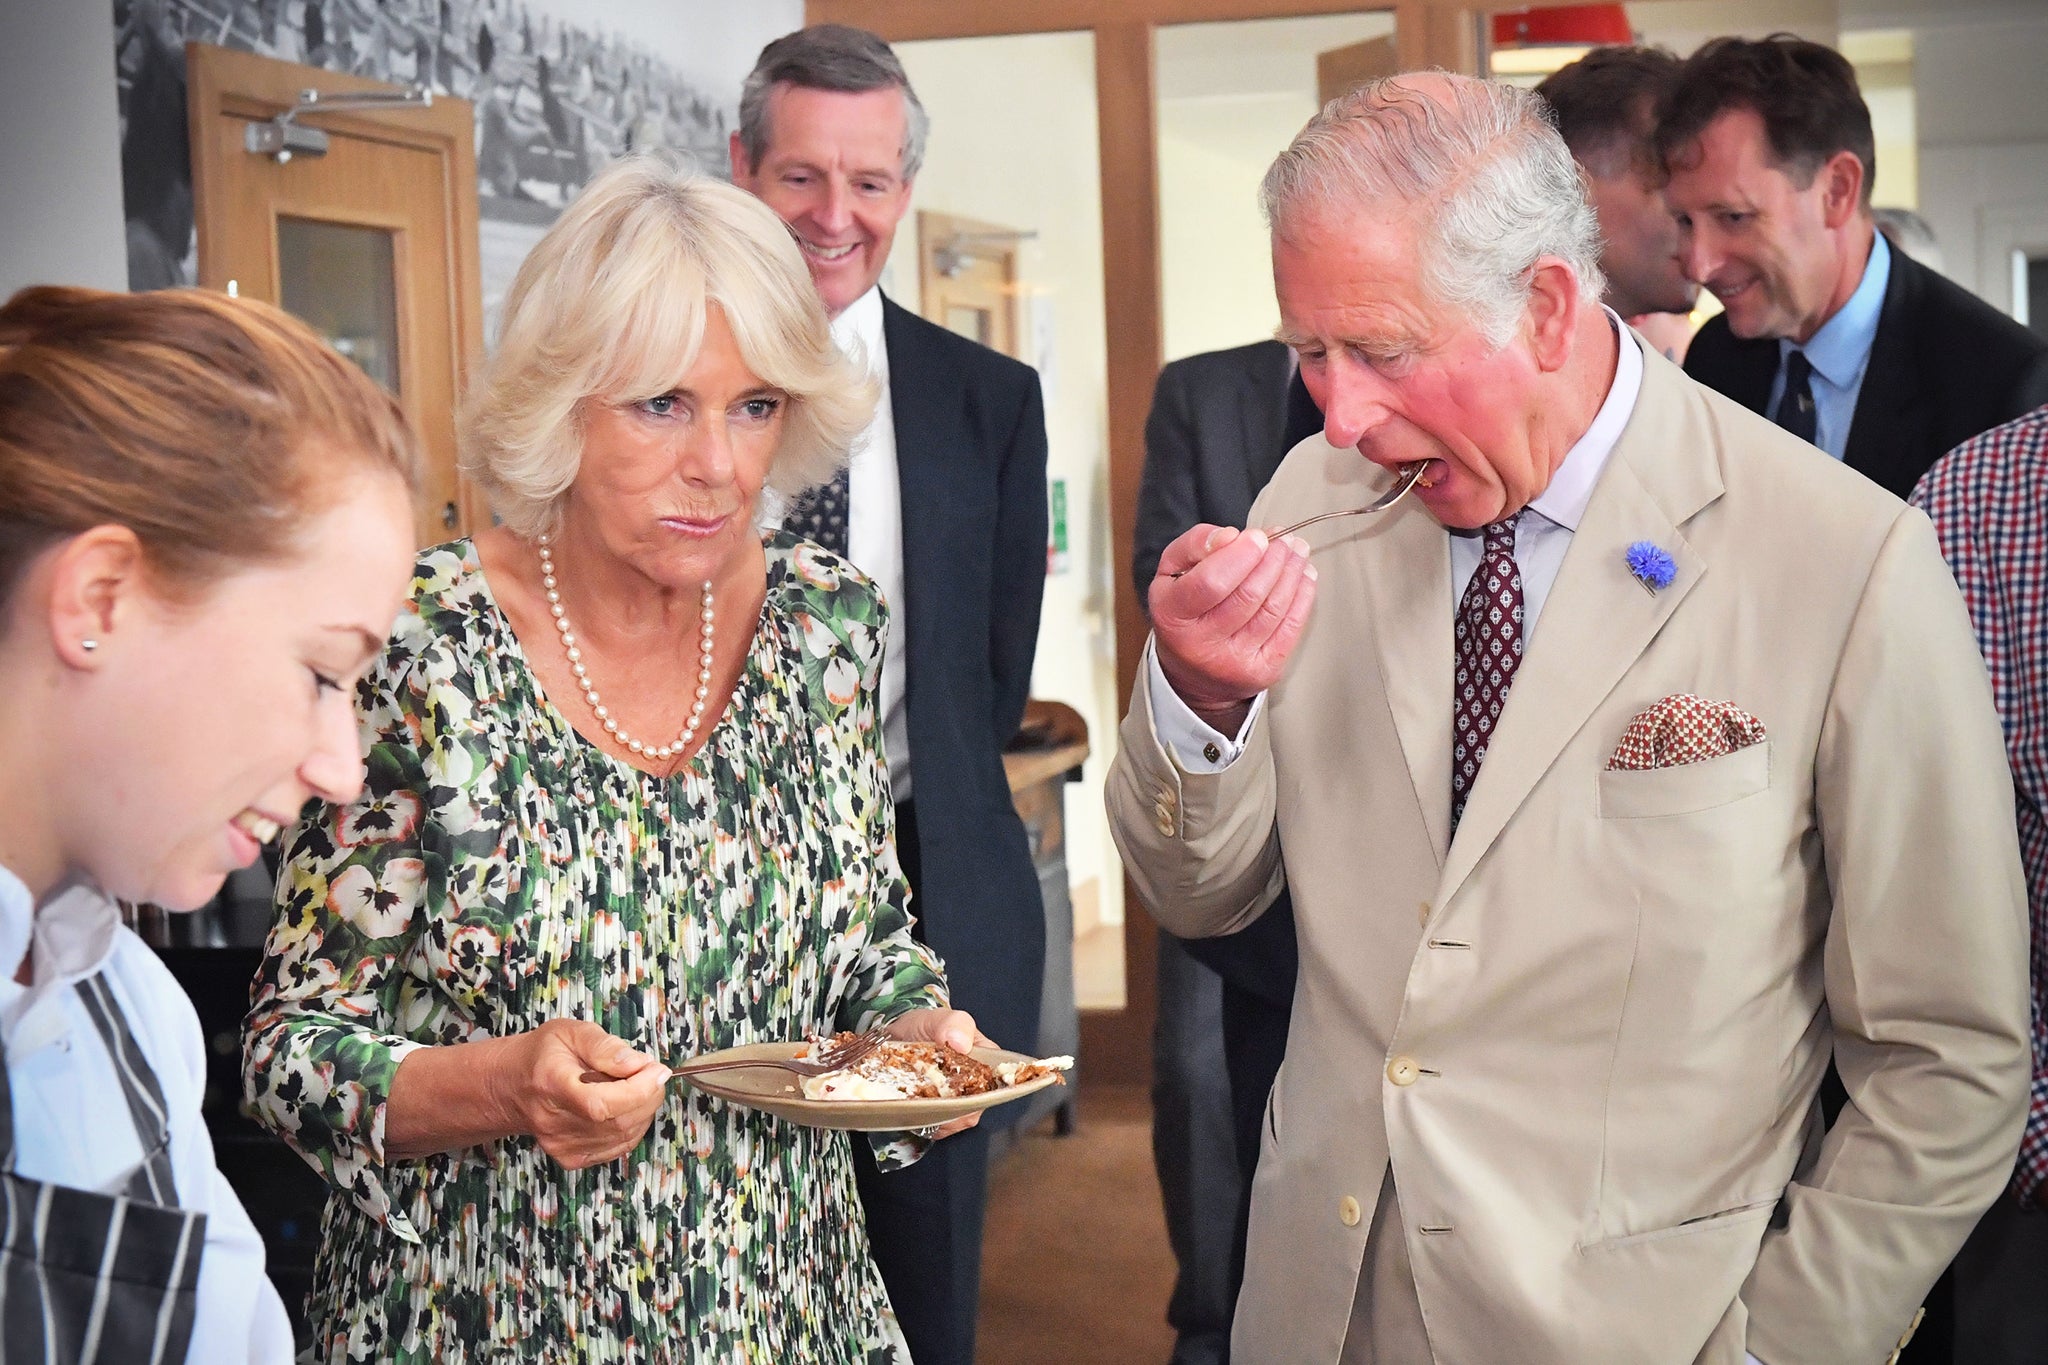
[1143,636,1264,773]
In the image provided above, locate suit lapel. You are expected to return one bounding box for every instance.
[1356,500,1457,862]
[1732,342,1777,416]
[1692,321,1778,418]
[883,296,945,578]
[1436,354,1723,905]
[1841,249,1927,498]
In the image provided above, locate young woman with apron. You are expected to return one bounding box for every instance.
[0,285,421,1361]
[0,965,205,1361]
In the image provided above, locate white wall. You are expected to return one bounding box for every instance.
[1155,12,1394,362]
[889,32,1123,926]
[1864,81,1920,211]
[0,0,127,297]
[1158,99,1300,364]
[1912,14,2048,312]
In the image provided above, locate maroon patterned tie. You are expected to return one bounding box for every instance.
[1452,515,1524,830]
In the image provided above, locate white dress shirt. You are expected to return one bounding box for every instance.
[0,866,294,1363]
[1149,315,1644,771]
[1764,232,1891,463]
[766,286,915,799]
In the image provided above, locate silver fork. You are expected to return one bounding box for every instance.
[1167,462,1426,579]
[668,1029,886,1082]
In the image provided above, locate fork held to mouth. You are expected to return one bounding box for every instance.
[1166,461,1427,580]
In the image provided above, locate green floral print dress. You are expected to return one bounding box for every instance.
[242,533,948,1364]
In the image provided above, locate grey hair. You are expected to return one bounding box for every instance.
[738,25,930,182]
[1262,73,1606,349]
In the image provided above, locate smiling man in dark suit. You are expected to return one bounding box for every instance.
[732,24,1049,1365]
[1658,35,2048,500]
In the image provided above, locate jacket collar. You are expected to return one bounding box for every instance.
[1439,346,1720,900]
[1353,346,1722,885]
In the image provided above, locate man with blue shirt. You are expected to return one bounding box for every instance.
[1659,35,2048,499]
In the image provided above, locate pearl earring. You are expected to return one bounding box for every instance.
[80,639,99,653]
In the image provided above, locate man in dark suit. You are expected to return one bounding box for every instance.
[732,25,1049,1365]
[1134,340,1320,1363]
[1657,34,2048,500]
[1661,39,2048,1363]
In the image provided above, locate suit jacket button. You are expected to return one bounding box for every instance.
[1339,1195,1362,1227]
[1417,901,1431,926]
[1202,741,1222,763]
[1387,1056,1419,1086]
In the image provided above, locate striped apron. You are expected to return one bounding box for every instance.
[0,974,205,1364]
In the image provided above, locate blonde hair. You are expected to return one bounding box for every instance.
[0,286,419,605]
[461,156,876,537]
[1262,74,1605,349]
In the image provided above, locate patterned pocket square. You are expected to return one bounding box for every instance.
[1607,694,1766,771]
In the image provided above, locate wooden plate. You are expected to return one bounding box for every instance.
[673,1042,1064,1132]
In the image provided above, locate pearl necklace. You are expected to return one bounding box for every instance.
[536,534,715,761]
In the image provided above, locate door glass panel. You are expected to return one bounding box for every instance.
[891,31,1122,1011]
[277,217,401,394]
[945,305,993,345]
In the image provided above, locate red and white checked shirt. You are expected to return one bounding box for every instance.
[1912,404,2048,1206]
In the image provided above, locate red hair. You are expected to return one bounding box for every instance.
[0,285,420,603]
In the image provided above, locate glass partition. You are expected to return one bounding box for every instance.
[277,216,401,393]
[891,31,1124,1014]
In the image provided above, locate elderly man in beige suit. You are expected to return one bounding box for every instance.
[1107,73,2032,1365]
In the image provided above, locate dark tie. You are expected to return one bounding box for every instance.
[1774,350,1817,445]
[782,464,850,557]
[1452,515,1524,831]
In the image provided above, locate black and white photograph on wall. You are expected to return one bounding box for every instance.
[113,0,799,324]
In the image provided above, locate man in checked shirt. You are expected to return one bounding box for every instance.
[1912,404,2048,1364]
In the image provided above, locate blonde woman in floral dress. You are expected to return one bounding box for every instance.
[241,159,989,1363]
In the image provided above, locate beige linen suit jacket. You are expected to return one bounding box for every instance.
[1107,347,2032,1365]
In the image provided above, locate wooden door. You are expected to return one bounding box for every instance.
[187,42,486,546]
[917,209,1023,360]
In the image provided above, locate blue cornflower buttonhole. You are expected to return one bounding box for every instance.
[1625,540,1677,595]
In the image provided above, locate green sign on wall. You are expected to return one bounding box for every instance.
[1049,477,1069,575]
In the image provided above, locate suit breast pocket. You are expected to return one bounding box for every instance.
[1596,742,1770,820]
[1592,739,1792,926]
